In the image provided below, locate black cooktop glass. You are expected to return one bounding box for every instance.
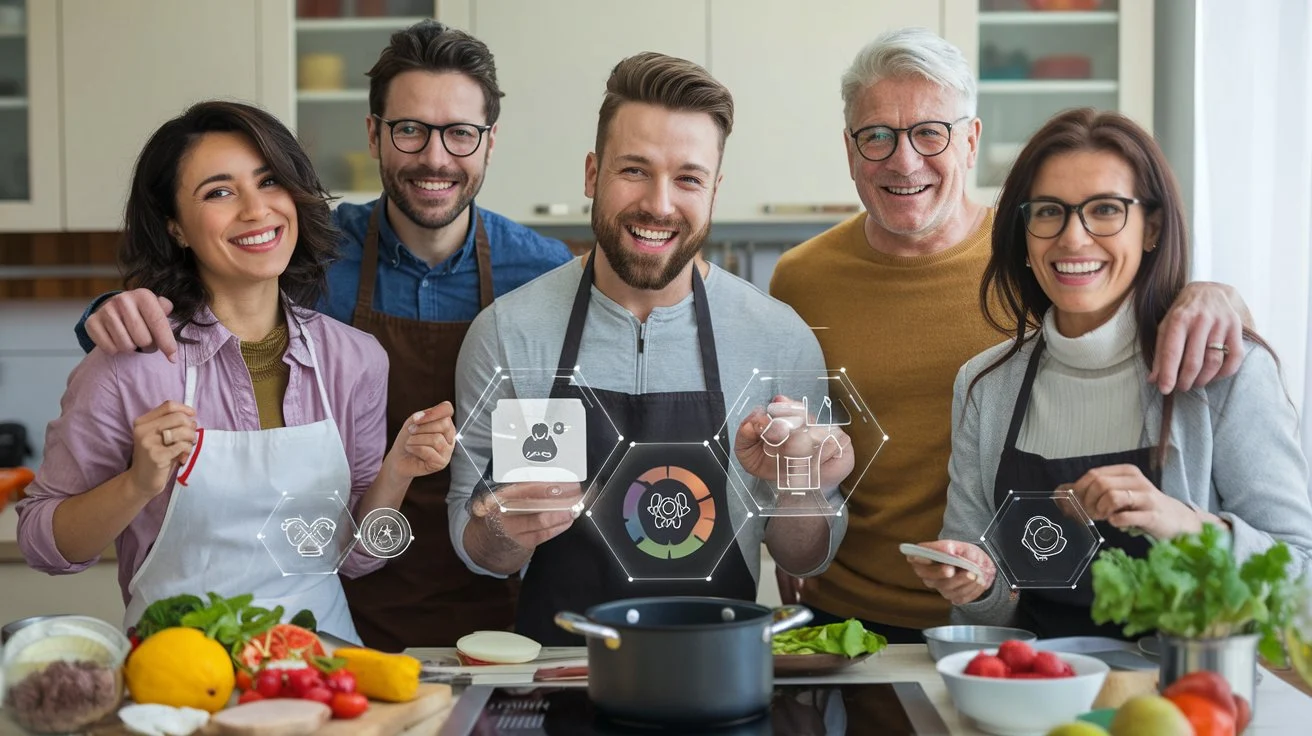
[438,683,950,735]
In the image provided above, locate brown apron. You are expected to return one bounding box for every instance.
[340,198,518,650]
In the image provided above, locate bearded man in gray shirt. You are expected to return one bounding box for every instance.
[448,52,853,644]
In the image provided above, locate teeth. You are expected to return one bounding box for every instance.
[630,227,674,241]
[414,180,454,191]
[1055,262,1105,274]
[234,229,277,246]
[886,185,928,195]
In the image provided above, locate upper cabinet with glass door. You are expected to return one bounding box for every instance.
[948,0,1153,205]
[293,0,438,202]
[0,0,60,231]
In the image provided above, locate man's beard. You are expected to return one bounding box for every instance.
[593,207,711,290]
[381,157,484,230]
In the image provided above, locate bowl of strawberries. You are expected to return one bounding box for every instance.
[936,639,1109,735]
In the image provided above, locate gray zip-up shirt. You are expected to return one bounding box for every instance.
[449,258,848,586]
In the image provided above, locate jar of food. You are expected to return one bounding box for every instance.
[1,616,130,733]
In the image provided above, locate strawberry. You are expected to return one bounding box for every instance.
[963,652,1011,678]
[996,640,1036,673]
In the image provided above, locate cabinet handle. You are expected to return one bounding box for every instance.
[761,203,862,216]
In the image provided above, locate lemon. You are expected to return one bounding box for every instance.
[125,628,234,713]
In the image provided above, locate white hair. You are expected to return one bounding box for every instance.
[840,27,977,127]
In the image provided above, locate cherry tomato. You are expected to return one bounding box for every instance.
[255,670,284,699]
[325,670,356,694]
[234,670,254,693]
[330,691,369,719]
[237,690,265,705]
[285,667,323,697]
[303,686,334,705]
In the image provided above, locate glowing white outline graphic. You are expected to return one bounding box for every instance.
[358,507,415,559]
[258,491,360,576]
[455,367,624,514]
[981,490,1105,591]
[719,368,887,517]
[588,441,751,582]
[1021,515,1068,561]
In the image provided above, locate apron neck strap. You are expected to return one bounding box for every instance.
[553,253,721,394]
[356,198,386,312]
[1003,337,1046,452]
[472,210,495,309]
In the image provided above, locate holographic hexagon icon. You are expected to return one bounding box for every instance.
[719,368,886,516]
[455,367,623,514]
[981,490,1105,590]
[258,491,359,576]
[588,441,751,582]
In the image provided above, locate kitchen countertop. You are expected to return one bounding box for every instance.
[402,644,1312,735]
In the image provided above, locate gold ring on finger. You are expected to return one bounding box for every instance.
[162,428,173,445]
[1206,342,1229,354]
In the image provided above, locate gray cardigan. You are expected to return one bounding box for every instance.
[944,337,1312,627]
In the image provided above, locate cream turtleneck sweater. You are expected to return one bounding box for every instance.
[1016,298,1144,458]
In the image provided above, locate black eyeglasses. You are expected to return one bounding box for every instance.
[848,116,972,162]
[1020,196,1147,239]
[373,115,491,157]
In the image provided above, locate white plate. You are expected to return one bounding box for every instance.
[899,543,986,580]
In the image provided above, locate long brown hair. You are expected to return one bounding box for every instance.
[974,109,1185,469]
[120,101,337,335]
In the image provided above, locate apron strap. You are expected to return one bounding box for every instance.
[552,253,722,394]
[472,211,495,310]
[290,310,335,422]
[1003,338,1046,453]
[354,198,386,319]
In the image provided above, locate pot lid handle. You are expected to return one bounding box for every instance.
[554,612,622,649]
[768,605,814,636]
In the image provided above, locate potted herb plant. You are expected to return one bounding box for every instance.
[1090,523,1297,714]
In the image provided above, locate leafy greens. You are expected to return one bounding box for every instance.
[772,619,887,658]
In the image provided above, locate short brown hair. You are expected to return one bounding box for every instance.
[594,52,734,160]
[367,20,503,125]
[121,101,336,335]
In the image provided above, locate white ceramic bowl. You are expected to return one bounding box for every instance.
[936,649,1109,736]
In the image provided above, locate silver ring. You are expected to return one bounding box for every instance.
[161,428,173,445]
[1206,342,1229,353]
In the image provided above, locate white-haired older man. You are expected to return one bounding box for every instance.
[769,27,1251,642]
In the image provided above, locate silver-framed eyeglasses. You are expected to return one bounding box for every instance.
[1020,196,1146,239]
[373,115,491,157]
[848,116,972,162]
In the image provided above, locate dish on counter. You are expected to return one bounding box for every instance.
[772,618,886,676]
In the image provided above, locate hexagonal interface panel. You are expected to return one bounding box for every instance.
[455,367,622,513]
[589,442,749,582]
[981,490,1104,590]
[258,491,359,575]
[720,368,886,516]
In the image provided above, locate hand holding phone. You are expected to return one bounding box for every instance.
[899,542,986,580]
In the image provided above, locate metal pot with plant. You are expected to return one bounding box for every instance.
[1090,523,1299,724]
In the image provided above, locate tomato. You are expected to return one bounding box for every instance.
[255,670,284,699]
[239,624,325,671]
[237,690,265,705]
[330,692,369,719]
[325,670,356,694]
[303,686,334,706]
[1162,671,1237,718]
[285,667,324,697]
[1166,692,1237,736]
[234,670,254,693]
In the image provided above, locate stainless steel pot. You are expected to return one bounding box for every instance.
[1,615,71,646]
[555,597,812,726]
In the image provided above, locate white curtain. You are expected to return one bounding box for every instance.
[1192,0,1312,464]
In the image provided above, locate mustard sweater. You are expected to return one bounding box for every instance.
[769,211,1000,629]
[239,322,290,430]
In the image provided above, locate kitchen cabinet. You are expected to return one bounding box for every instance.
[944,0,1154,205]
[59,0,288,231]
[456,0,708,225]
[709,0,943,223]
[0,1,61,231]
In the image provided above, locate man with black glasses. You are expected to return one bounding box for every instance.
[768,27,1252,643]
[74,21,572,650]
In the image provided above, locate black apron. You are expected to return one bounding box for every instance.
[992,339,1154,639]
[515,255,757,645]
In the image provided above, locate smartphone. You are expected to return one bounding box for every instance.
[898,543,985,579]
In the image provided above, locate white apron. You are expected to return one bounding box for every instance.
[123,318,360,643]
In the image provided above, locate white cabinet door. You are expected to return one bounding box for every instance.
[0,1,62,232]
[468,0,708,225]
[60,0,270,230]
[709,0,943,223]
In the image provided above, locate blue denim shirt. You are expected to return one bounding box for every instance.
[320,199,573,325]
[75,200,573,352]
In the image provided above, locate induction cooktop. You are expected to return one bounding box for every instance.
[436,683,950,735]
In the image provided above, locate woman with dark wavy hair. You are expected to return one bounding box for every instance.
[907,108,1312,638]
[17,101,456,642]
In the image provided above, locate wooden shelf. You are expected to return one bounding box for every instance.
[979,11,1118,25]
[0,97,28,110]
[979,80,1118,94]
[297,89,369,103]
[295,17,429,32]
